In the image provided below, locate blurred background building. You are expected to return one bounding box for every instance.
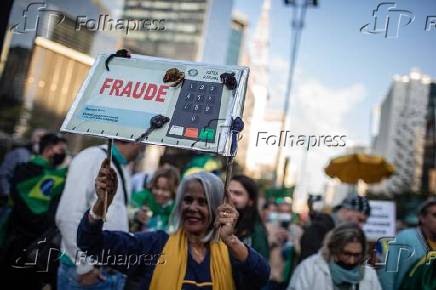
[240,0,272,178]
[371,69,435,195]
[122,0,233,64]
[0,0,121,155]
[226,11,248,66]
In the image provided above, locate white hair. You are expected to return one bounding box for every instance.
[168,172,224,242]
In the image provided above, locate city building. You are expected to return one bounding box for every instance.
[372,69,433,195]
[241,0,271,178]
[422,83,436,194]
[122,0,233,64]
[0,0,120,151]
[226,11,248,65]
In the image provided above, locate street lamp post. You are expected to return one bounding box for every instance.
[274,0,318,186]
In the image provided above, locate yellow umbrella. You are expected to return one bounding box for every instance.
[324,153,395,184]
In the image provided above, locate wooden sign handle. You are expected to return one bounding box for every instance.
[102,138,113,221]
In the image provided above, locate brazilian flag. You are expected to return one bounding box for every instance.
[15,156,67,214]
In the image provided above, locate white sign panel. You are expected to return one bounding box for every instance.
[61,54,249,156]
[363,200,396,241]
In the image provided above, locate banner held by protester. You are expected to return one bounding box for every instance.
[61,52,249,156]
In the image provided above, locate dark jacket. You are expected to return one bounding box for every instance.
[299,213,335,261]
[240,217,270,260]
[77,210,270,290]
[4,156,66,264]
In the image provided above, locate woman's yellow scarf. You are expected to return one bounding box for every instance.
[150,229,236,290]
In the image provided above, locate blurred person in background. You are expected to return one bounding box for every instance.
[300,195,371,261]
[77,168,270,290]
[0,128,47,199]
[378,197,436,290]
[265,197,300,290]
[399,253,436,290]
[0,129,48,250]
[228,175,269,259]
[130,171,151,194]
[1,133,68,290]
[130,166,180,232]
[288,223,381,290]
[55,140,144,290]
[261,201,278,224]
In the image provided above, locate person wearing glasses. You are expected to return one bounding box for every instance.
[287,223,381,290]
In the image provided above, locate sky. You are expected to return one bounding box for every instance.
[233,0,436,194]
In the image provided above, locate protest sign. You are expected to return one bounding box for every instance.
[61,53,249,156]
[363,200,396,241]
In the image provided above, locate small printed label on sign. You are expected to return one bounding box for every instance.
[169,125,184,136]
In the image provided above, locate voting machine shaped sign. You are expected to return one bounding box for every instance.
[61,54,249,156]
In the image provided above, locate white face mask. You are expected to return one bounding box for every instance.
[268,212,291,223]
[32,143,39,154]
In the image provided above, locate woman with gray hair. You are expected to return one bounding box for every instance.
[76,160,270,290]
[287,223,381,290]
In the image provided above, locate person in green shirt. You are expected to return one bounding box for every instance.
[131,166,180,232]
[399,253,436,290]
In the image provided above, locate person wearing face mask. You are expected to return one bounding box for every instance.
[228,175,269,259]
[0,128,47,200]
[130,166,180,232]
[0,133,68,290]
[300,194,371,261]
[288,223,381,290]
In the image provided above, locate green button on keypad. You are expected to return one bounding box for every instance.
[199,128,215,141]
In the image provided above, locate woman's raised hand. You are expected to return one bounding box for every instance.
[94,159,118,208]
[215,202,239,242]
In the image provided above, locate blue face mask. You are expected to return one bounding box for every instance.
[329,261,363,287]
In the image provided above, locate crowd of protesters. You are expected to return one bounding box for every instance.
[0,132,435,290]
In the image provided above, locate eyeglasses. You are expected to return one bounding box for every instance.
[340,251,363,259]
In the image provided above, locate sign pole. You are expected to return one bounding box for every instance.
[213,156,235,242]
[103,138,113,221]
[224,156,234,204]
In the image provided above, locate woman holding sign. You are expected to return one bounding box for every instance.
[77,160,270,290]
